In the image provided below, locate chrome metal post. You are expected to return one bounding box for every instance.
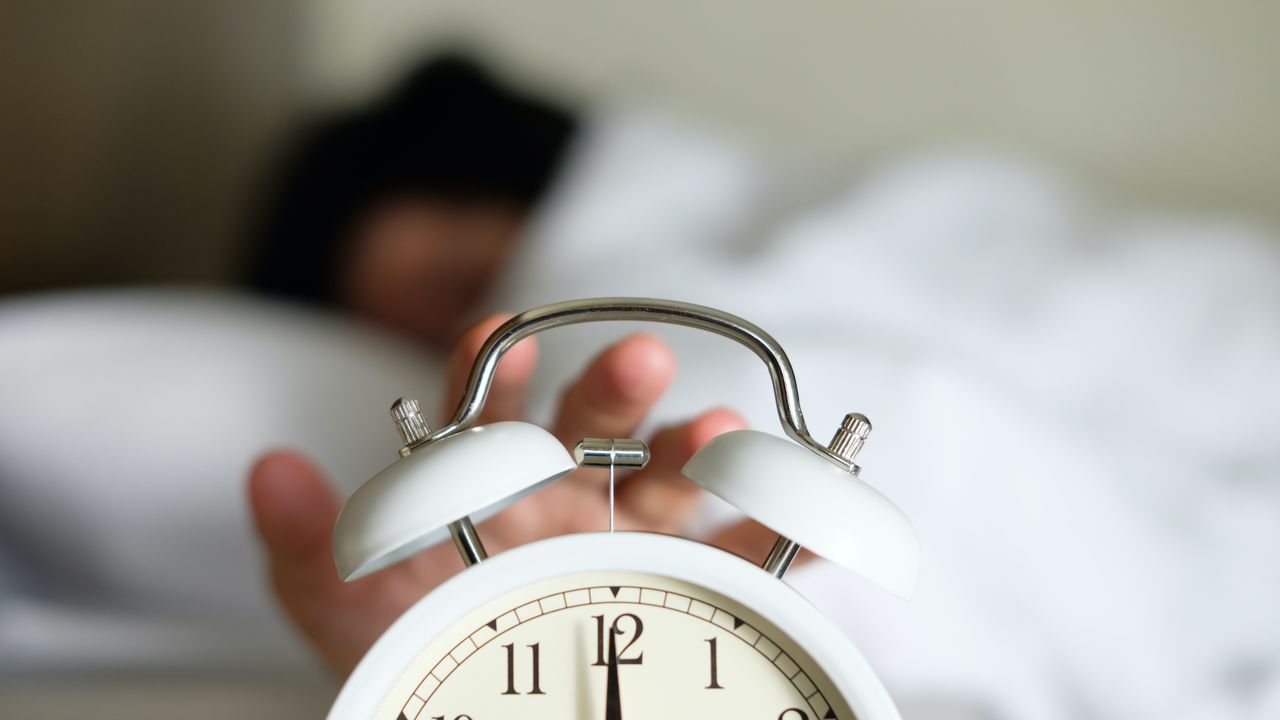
[761,413,872,578]
[762,537,802,578]
[392,397,490,565]
[448,517,488,566]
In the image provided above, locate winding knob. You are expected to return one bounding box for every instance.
[828,412,872,467]
[390,397,431,452]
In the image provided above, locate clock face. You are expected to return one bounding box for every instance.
[376,570,852,720]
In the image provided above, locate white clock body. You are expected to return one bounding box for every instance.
[328,532,901,720]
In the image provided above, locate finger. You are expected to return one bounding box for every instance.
[250,451,466,677]
[707,518,815,568]
[249,450,342,584]
[616,408,746,531]
[441,313,538,424]
[551,333,675,451]
[248,450,377,674]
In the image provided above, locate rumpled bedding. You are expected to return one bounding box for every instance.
[1,104,1277,719]
[492,105,1280,720]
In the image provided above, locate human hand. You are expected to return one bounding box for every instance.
[249,315,785,677]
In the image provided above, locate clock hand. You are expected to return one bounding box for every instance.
[604,625,622,720]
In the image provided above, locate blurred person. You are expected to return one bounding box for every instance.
[246,53,576,350]
[245,52,1280,720]
[243,54,777,677]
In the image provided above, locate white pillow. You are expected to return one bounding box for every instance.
[0,289,443,674]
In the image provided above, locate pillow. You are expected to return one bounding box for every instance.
[0,289,443,674]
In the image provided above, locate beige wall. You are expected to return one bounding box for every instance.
[0,0,297,293]
[303,0,1280,219]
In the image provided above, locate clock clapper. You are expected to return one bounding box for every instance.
[573,438,650,534]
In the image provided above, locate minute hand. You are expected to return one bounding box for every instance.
[604,627,622,720]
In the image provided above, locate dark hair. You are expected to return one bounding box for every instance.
[245,53,577,304]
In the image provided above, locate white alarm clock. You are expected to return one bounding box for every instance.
[327,298,920,720]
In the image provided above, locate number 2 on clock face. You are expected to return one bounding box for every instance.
[382,572,851,720]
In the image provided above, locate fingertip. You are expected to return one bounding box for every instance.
[453,313,538,385]
[250,448,317,476]
[248,449,337,555]
[644,408,746,466]
[454,314,510,359]
[500,336,538,384]
[691,407,749,438]
[673,408,747,456]
[592,333,676,404]
[249,450,315,510]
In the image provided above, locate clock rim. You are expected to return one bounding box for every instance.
[327,531,902,720]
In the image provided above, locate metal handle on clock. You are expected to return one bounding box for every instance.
[422,297,846,467]
[398,297,875,579]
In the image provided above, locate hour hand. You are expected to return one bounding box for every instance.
[604,626,622,720]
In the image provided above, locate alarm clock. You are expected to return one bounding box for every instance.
[327,298,921,720]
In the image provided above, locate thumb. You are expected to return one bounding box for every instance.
[248,449,352,624]
[249,450,406,677]
[249,450,341,568]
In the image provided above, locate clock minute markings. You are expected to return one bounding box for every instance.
[408,585,842,720]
